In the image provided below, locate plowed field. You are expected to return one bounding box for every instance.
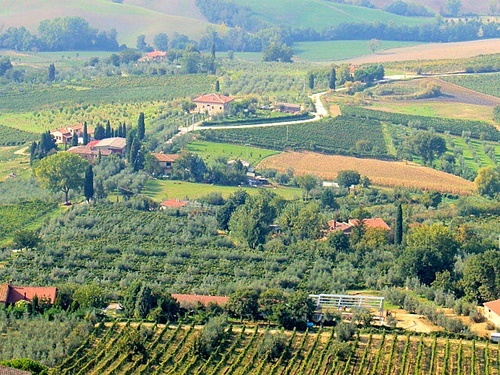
[258,151,475,194]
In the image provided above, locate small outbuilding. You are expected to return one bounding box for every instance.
[484,299,500,328]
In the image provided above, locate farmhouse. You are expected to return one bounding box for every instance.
[151,153,179,175]
[51,123,89,145]
[140,50,167,62]
[160,199,188,209]
[484,299,500,328]
[328,217,390,235]
[193,93,234,114]
[67,138,126,161]
[0,283,57,307]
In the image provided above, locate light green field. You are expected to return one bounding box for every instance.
[369,101,495,123]
[186,140,278,166]
[5,50,114,69]
[293,40,422,62]
[234,0,430,29]
[0,146,31,181]
[142,179,302,202]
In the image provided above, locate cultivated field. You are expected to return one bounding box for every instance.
[343,39,500,64]
[258,151,476,194]
[53,322,499,375]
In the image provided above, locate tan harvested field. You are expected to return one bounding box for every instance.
[344,39,500,64]
[258,151,475,194]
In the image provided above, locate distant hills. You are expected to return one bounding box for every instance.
[0,0,496,47]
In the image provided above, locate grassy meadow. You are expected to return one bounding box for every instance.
[185,140,278,166]
[233,0,430,29]
[293,40,423,62]
[142,179,302,202]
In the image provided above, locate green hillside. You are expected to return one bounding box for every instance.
[233,0,430,29]
[0,0,209,46]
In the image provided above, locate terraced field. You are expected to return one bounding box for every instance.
[53,322,499,375]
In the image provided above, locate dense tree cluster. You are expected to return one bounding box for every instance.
[0,17,118,52]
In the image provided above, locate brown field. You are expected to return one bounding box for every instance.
[344,39,500,65]
[258,151,475,194]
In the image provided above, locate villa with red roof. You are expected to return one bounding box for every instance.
[51,123,90,145]
[140,50,167,62]
[484,299,500,328]
[193,93,234,114]
[0,283,57,307]
[328,218,390,235]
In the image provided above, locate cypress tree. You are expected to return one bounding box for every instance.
[395,202,403,245]
[105,120,112,138]
[48,63,56,82]
[137,112,145,140]
[308,73,315,90]
[211,42,216,59]
[329,66,336,90]
[82,122,89,145]
[71,132,78,147]
[29,141,37,165]
[84,165,94,202]
[215,80,220,92]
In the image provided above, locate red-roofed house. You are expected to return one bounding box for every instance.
[51,123,91,145]
[0,284,57,307]
[328,218,390,235]
[151,153,179,175]
[193,93,234,114]
[67,137,126,162]
[160,199,188,209]
[140,50,167,62]
[172,294,229,308]
[484,299,500,328]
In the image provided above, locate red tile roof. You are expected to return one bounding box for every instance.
[172,294,229,307]
[146,50,167,58]
[5,285,57,304]
[193,93,234,104]
[161,199,188,208]
[485,299,500,316]
[349,218,391,230]
[0,366,32,375]
[152,153,180,163]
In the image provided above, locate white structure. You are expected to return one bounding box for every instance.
[309,293,385,320]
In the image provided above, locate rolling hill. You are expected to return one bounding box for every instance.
[0,0,209,47]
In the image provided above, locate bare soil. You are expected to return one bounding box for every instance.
[344,39,500,65]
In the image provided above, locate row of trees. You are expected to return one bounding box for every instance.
[0,17,119,51]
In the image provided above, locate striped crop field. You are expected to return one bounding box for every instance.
[53,322,499,375]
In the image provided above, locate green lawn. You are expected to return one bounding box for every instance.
[185,140,278,166]
[293,40,422,62]
[142,179,302,201]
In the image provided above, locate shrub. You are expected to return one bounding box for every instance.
[336,322,356,342]
[258,331,290,361]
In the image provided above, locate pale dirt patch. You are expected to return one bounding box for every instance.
[329,104,342,116]
[257,151,475,195]
[343,39,500,65]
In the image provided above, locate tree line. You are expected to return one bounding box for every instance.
[0,17,119,52]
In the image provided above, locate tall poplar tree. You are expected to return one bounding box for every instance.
[82,122,89,145]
